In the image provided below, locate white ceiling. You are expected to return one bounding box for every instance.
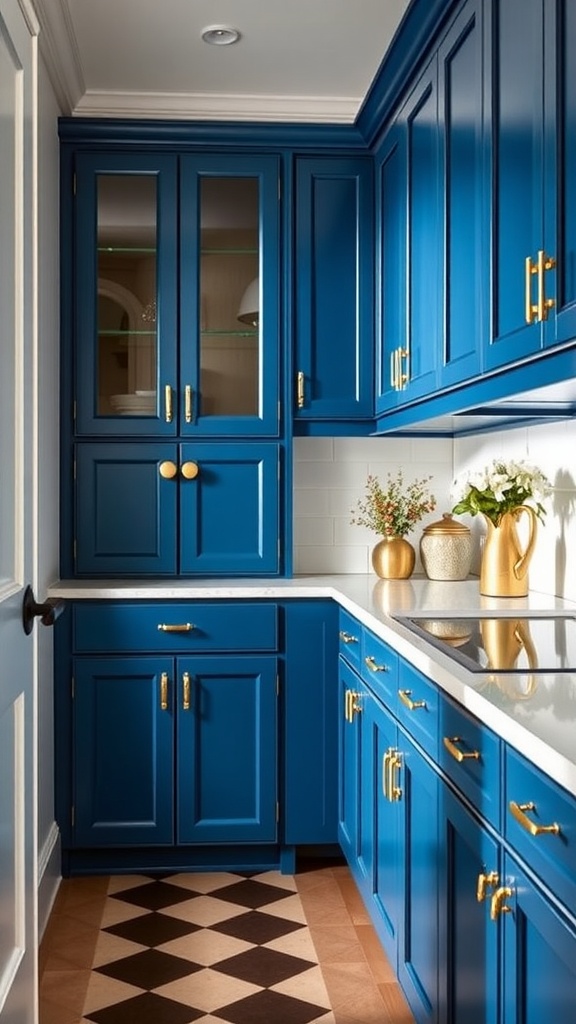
[34,0,411,122]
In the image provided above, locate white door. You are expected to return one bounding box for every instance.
[0,0,39,1020]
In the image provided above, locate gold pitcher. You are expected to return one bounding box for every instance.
[480,506,537,597]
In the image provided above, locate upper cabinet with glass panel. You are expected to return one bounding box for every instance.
[73,152,279,436]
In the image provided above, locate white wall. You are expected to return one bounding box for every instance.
[454,419,576,604]
[36,53,62,935]
[293,436,454,574]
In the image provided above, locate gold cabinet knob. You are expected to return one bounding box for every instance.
[159,460,178,479]
[181,461,199,480]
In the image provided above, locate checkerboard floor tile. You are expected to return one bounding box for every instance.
[40,863,415,1024]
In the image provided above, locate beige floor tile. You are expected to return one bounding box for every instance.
[159,927,252,965]
[264,926,320,961]
[91,930,147,966]
[299,892,353,928]
[257,892,307,923]
[272,964,331,1007]
[82,971,143,1014]
[168,871,244,893]
[161,895,249,927]
[155,966,260,1012]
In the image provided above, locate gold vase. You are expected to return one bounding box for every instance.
[480,506,538,597]
[372,536,416,580]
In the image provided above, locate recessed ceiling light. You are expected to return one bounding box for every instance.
[201,25,241,46]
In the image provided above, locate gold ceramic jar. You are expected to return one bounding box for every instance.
[419,513,472,581]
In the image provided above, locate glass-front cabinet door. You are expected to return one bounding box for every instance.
[179,154,280,435]
[73,152,279,436]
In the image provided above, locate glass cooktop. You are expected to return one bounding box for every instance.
[394,614,576,673]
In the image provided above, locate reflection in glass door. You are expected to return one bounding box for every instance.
[96,174,158,417]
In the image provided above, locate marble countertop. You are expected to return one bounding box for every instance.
[49,575,576,798]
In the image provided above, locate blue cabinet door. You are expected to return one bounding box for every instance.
[437,0,486,388]
[176,655,278,843]
[439,785,500,1024]
[375,123,408,415]
[75,442,178,575]
[397,732,439,1024]
[283,600,339,845]
[502,854,576,1023]
[73,657,174,846]
[179,442,279,575]
[545,0,576,348]
[294,156,374,423]
[366,691,400,967]
[73,152,179,437]
[179,153,280,436]
[488,0,545,368]
[338,658,364,873]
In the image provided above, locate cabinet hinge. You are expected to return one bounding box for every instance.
[276,801,280,822]
[73,399,77,424]
[73,458,76,481]
[71,806,75,827]
[276,674,280,696]
[278,178,281,202]
[72,172,76,196]
[73,539,77,563]
[71,676,75,699]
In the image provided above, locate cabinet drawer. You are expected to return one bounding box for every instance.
[361,628,398,705]
[396,660,439,760]
[72,601,278,653]
[505,747,576,912]
[338,610,362,671]
[438,694,501,829]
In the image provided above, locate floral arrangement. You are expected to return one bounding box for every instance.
[351,471,436,538]
[451,458,551,527]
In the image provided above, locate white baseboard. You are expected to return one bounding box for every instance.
[38,822,61,941]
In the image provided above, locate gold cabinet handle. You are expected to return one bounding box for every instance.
[398,689,426,711]
[159,460,178,479]
[350,691,362,718]
[394,348,401,391]
[388,751,402,802]
[536,249,556,321]
[182,671,191,711]
[365,655,389,673]
[443,736,480,763]
[181,461,199,480]
[490,885,513,921]
[164,384,173,423]
[297,370,305,409]
[477,870,499,903]
[390,350,397,390]
[525,255,538,324]
[339,630,359,645]
[160,672,169,711]
[509,800,560,837]
[184,384,193,424]
[383,749,392,798]
[398,347,409,390]
[345,689,351,723]
[157,622,195,633]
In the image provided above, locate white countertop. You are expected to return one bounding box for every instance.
[49,575,576,798]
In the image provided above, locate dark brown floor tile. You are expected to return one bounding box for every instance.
[86,991,203,1024]
[216,945,315,986]
[217,988,328,1024]
[95,948,201,989]
[104,911,200,947]
[212,909,304,945]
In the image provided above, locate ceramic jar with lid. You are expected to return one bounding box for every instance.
[419,512,472,581]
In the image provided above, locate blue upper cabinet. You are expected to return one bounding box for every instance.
[376,0,485,417]
[293,156,374,426]
[437,0,486,389]
[73,151,280,437]
[488,0,576,369]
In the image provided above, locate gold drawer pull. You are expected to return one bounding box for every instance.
[182,672,191,711]
[160,672,169,711]
[157,622,195,633]
[525,255,538,324]
[184,384,193,423]
[365,655,389,673]
[339,630,358,645]
[443,736,480,763]
[477,870,499,903]
[509,800,560,837]
[398,689,426,711]
[490,886,513,921]
[164,384,173,423]
[297,370,305,409]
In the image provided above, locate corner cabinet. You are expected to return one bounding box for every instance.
[65,149,282,576]
[293,156,374,427]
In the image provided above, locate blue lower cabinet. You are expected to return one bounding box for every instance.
[177,655,278,843]
[439,784,500,1024]
[283,601,339,845]
[397,733,439,1024]
[338,658,365,877]
[365,690,400,966]
[74,441,280,576]
[502,854,576,1023]
[72,654,278,848]
[73,658,175,846]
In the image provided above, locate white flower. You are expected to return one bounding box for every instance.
[452,458,552,527]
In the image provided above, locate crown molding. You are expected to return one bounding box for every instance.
[33,0,84,113]
[72,89,361,124]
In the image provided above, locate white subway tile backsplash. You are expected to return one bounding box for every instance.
[293,437,334,462]
[293,516,334,547]
[294,544,370,575]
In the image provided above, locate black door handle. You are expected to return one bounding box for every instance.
[22,585,65,635]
